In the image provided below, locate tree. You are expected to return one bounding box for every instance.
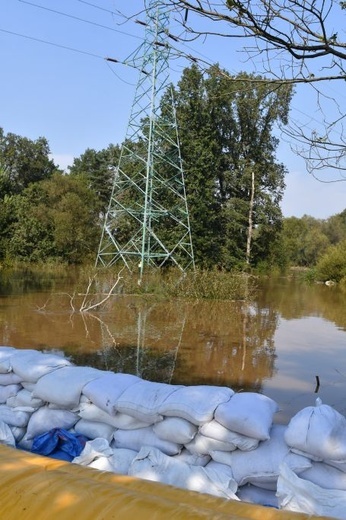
[281,215,330,266]
[0,127,56,195]
[8,173,100,264]
[167,1,346,174]
[68,144,121,214]
[169,64,292,268]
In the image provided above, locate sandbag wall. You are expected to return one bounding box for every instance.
[1,346,346,518]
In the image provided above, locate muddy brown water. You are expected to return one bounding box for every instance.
[1,270,346,424]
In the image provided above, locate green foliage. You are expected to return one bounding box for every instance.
[315,240,346,283]
[281,215,330,267]
[7,173,101,264]
[0,127,56,196]
[168,64,292,269]
[95,266,255,301]
[68,144,121,213]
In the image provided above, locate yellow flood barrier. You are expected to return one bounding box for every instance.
[0,444,331,520]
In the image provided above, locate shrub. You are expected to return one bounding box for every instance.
[315,240,346,283]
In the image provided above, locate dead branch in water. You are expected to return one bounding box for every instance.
[79,268,124,313]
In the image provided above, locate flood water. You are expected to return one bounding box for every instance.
[1,269,346,424]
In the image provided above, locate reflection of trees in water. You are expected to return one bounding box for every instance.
[71,297,278,393]
[258,276,346,330]
[0,269,77,295]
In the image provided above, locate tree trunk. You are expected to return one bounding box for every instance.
[246,169,255,265]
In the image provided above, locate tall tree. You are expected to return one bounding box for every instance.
[68,144,121,214]
[0,127,56,196]
[8,173,100,264]
[170,65,292,268]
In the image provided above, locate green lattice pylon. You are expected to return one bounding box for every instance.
[96,0,194,280]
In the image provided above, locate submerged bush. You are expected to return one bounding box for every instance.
[95,266,256,301]
[315,240,346,283]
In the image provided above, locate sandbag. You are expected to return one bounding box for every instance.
[173,449,211,467]
[82,373,141,416]
[158,385,234,425]
[33,366,104,408]
[115,380,182,424]
[112,426,181,456]
[277,462,346,519]
[72,437,113,465]
[153,417,197,444]
[74,419,114,442]
[210,424,311,488]
[300,461,346,491]
[25,407,79,440]
[0,404,31,428]
[185,432,237,455]
[0,420,15,446]
[237,484,279,509]
[10,350,71,383]
[199,420,259,451]
[215,392,278,441]
[0,347,26,373]
[0,384,22,403]
[78,402,148,429]
[285,399,346,462]
[7,389,45,410]
[0,373,23,385]
[129,446,239,500]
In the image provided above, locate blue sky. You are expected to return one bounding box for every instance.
[1,0,346,219]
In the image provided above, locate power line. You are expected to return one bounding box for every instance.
[17,0,142,40]
[0,27,104,60]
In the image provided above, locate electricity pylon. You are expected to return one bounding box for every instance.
[96,0,194,281]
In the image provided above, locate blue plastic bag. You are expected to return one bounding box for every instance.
[31,428,88,461]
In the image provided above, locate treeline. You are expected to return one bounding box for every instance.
[0,65,345,281]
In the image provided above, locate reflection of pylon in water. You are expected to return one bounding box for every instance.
[98,300,186,383]
[96,0,194,281]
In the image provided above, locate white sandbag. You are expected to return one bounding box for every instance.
[129,446,238,500]
[277,462,346,519]
[21,382,36,392]
[78,402,148,429]
[82,373,141,416]
[158,385,233,425]
[75,442,138,475]
[237,484,279,509]
[7,389,44,409]
[210,424,312,489]
[9,426,26,443]
[74,419,114,442]
[112,426,181,456]
[173,449,211,467]
[33,366,104,408]
[0,420,16,446]
[72,437,113,465]
[0,404,31,427]
[0,372,22,385]
[300,461,346,491]
[17,437,33,451]
[153,417,197,444]
[185,432,237,455]
[88,457,115,472]
[215,392,278,441]
[0,346,18,373]
[110,448,138,475]
[199,420,259,451]
[115,380,182,424]
[285,399,346,462]
[25,406,78,440]
[10,350,71,383]
[0,384,22,403]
